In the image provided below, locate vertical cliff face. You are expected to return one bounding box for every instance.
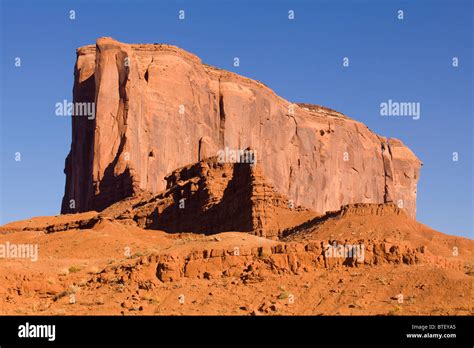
[62,37,422,218]
[61,45,96,214]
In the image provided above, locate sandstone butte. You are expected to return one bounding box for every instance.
[61,37,422,222]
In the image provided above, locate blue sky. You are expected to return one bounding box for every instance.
[0,0,472,238]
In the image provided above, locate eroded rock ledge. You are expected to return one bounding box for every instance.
[88,238,463,286]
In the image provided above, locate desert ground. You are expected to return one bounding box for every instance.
[0,203,472,316]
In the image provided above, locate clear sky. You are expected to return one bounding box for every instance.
[0,0,472,238]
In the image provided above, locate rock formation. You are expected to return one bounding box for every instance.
[62,37,422,219]
[98,157,317,239]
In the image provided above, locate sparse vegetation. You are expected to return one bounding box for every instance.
[52,285,79,302]
[68,265,83,273]
[278,291,289,300]
[388,305,403,316]
[141,294,160,305]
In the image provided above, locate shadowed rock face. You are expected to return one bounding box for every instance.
[62,37,422,218]
[96,157,317,239]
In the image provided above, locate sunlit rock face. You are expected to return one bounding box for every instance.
[61,37,421,218]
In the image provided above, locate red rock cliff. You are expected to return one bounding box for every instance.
[61,37,422,218]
